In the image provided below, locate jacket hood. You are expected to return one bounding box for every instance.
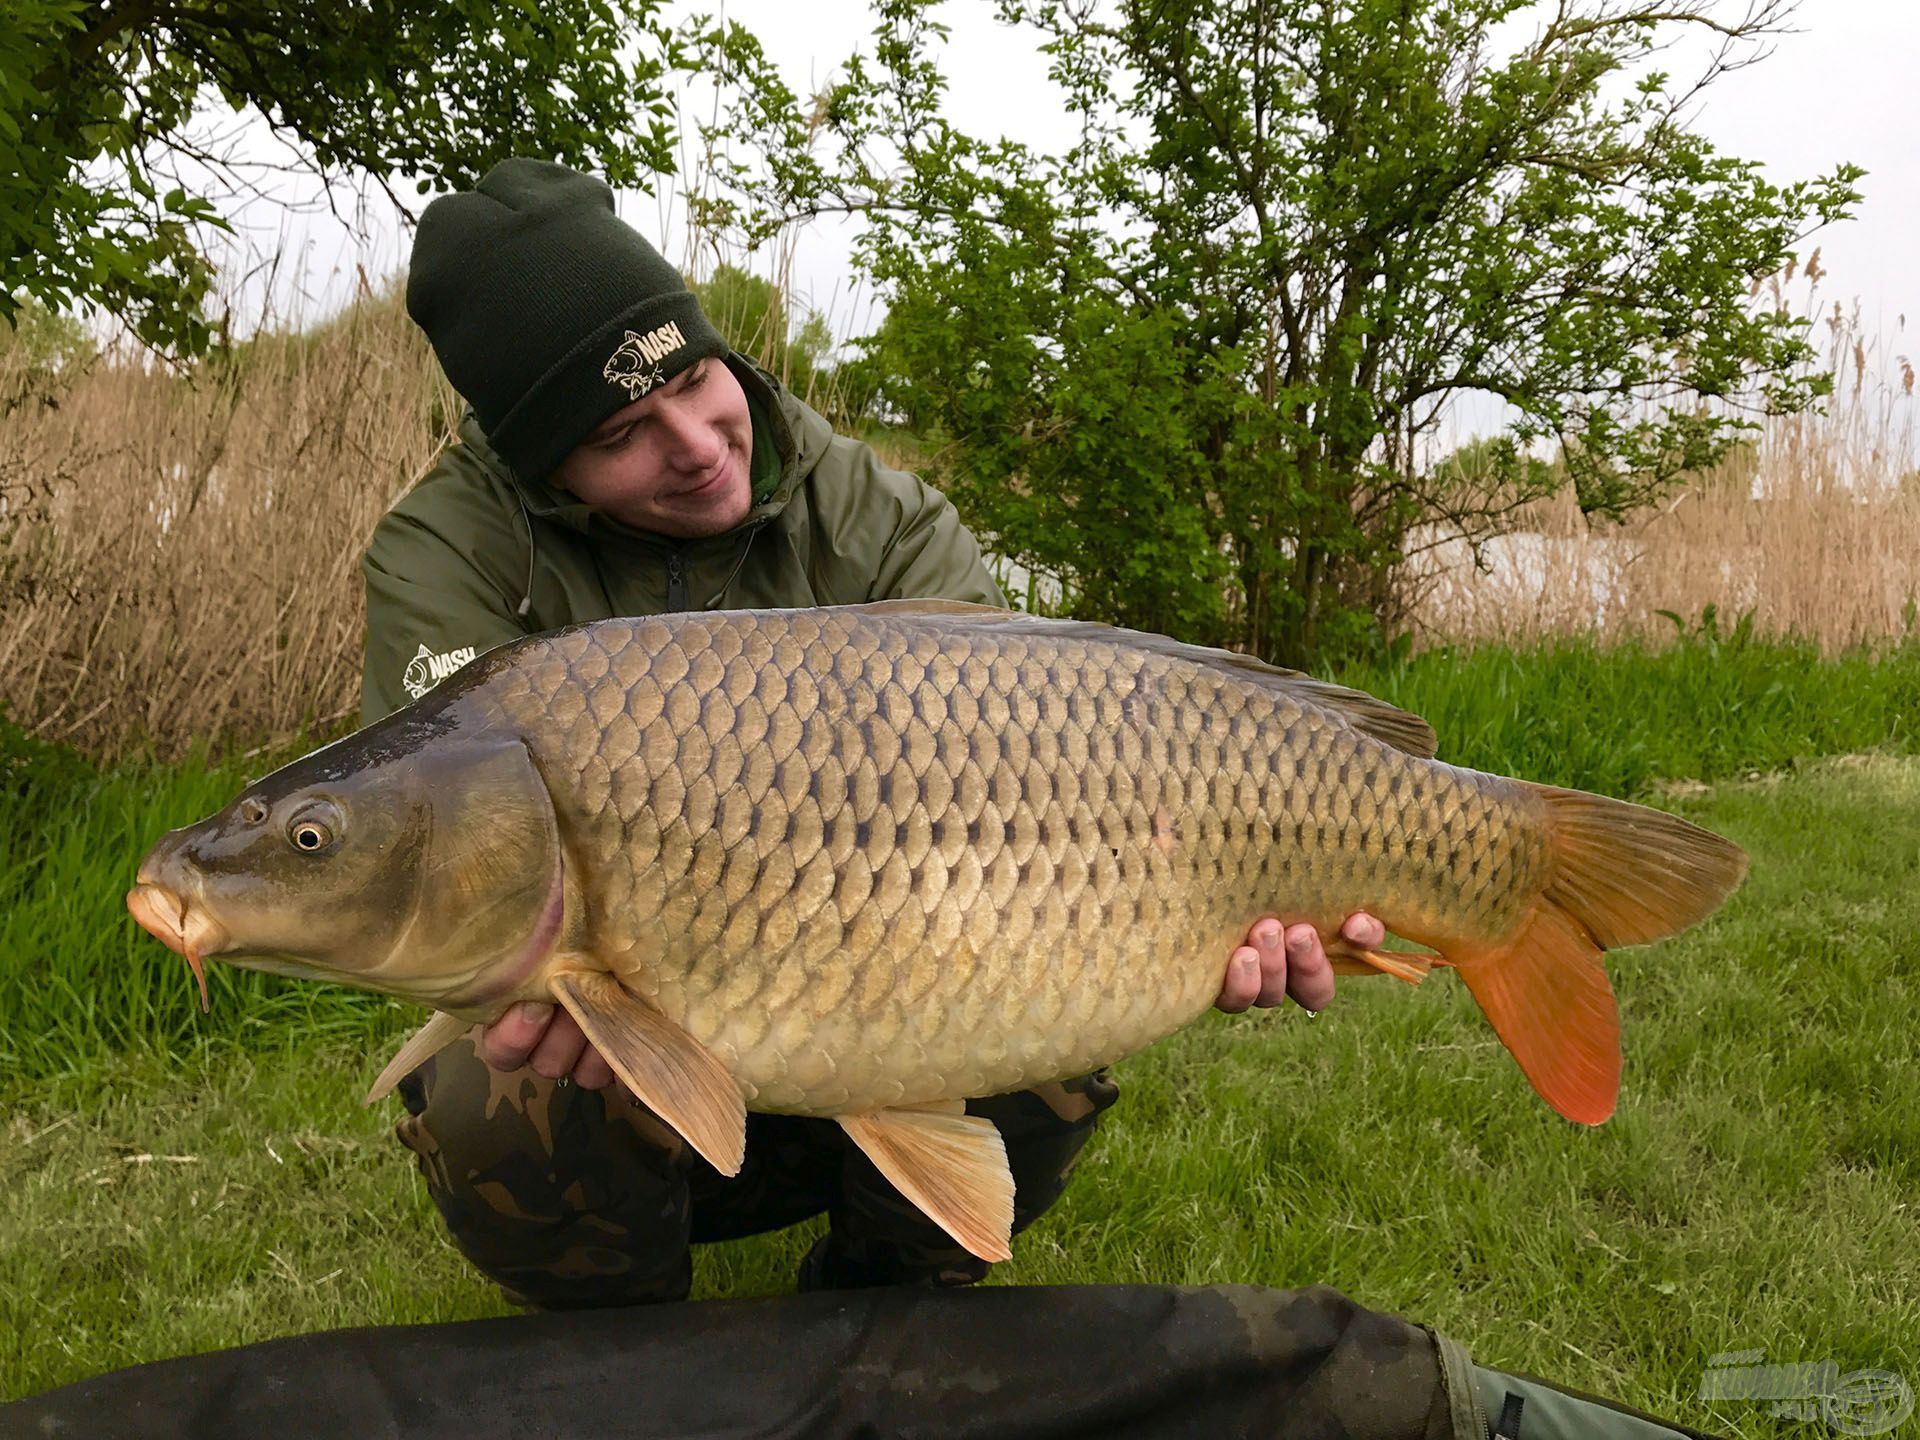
[453,352,834,553]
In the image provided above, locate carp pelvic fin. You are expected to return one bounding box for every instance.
[838,1101,1015,1263]
[549,970,747,1176]
[1328,946,1435,985]
[365,1010,471,1105]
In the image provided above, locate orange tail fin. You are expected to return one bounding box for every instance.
[1454,787,1747,1126]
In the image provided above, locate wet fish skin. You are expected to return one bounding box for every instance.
[484,606,1552,1115]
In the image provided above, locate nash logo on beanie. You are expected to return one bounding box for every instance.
[602,321,689,398]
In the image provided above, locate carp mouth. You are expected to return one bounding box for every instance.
[126,881,230,1013]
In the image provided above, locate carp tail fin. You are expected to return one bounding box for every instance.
[1454,788,1747,1126]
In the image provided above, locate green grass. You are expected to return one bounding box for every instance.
[0,724,402,1081]
[4,639,1918,1427]
[1338,631,1920,796]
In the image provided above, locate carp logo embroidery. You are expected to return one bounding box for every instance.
[602,320,687,398]
[401,642,479,700]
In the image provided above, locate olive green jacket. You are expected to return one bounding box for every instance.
[360,356,1002,724]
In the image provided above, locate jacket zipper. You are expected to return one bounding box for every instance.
[667,548,687,612]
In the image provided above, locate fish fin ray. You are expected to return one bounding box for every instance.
[844,602,1436,757]
[1456,902,1621,1126]
[1536,786,1748,946]
[550,970,746,1176]
[1328,946,1434,985]
[365,1010,471,1104]
[838,1105,1014,1262]
[1448,788,1744,1126]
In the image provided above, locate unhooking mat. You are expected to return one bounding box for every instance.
[1,1282,1717,1440]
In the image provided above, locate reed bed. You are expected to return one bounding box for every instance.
[0,285,457,761]
[1407,279,1920,651]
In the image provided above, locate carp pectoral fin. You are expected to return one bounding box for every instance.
[365,1010,471,1104]
[838,1102,1015,1263]
[549,970,747,1176]
[1328,946,1434,985]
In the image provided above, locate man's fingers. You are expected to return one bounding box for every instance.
[1253,919,1288,1007]
[1216,947,1261,1013]
[1283,923,1337,1012]
[529,1007,589,1080]
[573,1047,616,1091]
[1341,911,1386,950]
[479,1000,553,1071]
[1220,912,1356,1014]
[480,1000,615,1090]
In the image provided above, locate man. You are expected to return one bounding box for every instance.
[361,156,1386,1310]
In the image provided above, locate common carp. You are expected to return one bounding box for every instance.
[128,601,1746,1260]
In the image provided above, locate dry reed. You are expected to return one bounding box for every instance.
[1406,269,1920,651]
[1,282,457,761]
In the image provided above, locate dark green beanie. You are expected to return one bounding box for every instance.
[406,158,729,481]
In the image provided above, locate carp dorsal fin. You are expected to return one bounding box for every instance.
[549,970,747,1176]
[365,1010,471,1104]
[843,601,1438,758]
[838,1101,1014,1262]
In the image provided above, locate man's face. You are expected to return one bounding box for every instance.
[553,356,754,539]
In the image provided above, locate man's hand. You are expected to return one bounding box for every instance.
[479,908,1388,1088]
[1213,912,1384,1015]
[479,1001,617,1090]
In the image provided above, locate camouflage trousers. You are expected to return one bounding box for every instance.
[394,1032,1119,1309]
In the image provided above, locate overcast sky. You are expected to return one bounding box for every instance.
[229,0,1916,352]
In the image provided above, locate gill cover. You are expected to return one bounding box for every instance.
[383,736,567,1008]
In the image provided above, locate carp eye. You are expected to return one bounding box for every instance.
[290,820,332,852]
[285,801,342,854]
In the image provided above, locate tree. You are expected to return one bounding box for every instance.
[3,0,690,357]
[702,0,1860,662]
[689,262,836,404]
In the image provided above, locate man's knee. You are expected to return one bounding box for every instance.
[393,1034,695,1308]
[970,1069,1120,1231]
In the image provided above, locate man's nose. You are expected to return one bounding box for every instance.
[654,400,724,467]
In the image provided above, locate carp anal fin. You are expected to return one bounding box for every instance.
[365,1010,471,1104]
[550,970,747,1176]
[838,1101,1015,1263]
[1328,946,1435,985]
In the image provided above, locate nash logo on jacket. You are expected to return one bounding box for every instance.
[402,642,479,701]
[602,321,687,398]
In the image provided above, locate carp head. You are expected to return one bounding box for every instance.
[128,727,565,1017]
